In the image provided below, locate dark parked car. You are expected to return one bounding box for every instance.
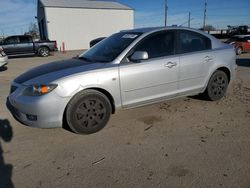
[0,35,57,57]
[89,37,106,47]
[227,25,249,36]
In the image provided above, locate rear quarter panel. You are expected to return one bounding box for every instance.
[202,45,236,91]
[34,41,56,51]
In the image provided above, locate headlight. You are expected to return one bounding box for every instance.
[23,84,57,96]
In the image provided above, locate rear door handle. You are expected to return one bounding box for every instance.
[164,62,177,68]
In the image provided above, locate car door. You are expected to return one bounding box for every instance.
[2,36,19,55]
[177,30,213,95]
[119,31,179,108]
[18,36,34,54]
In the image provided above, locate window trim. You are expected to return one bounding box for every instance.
[176,30,212,55]
[122,30,178,63]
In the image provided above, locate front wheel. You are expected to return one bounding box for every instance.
[38,47,50,57]
[202,70,228,101]
[66,90,111,134]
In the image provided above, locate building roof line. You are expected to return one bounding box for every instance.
[39,0,134,11]
[42,5,134,11]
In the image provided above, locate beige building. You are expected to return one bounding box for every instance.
[37,0,134,50]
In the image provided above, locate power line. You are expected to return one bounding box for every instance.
[208,14,250,17]
[169,7,249,16]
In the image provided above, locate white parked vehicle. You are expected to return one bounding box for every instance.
[0,47,8,68]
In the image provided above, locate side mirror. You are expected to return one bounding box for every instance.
[130,51,149,62]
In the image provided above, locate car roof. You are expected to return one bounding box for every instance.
[121,26,206,34]
[6,35,32,38]
[120,26,226,50]
[233,35,250,38]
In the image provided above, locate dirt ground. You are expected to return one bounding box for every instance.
[0,51,249,188]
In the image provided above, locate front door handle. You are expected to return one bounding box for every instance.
[164,62,177,68]
[204,56,213,62]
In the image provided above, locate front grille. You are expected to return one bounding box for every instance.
[6,98,21,119]
[10,85,18,94]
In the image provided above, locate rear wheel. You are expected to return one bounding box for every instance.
[236,47,243,55]
[38,47,50,57]
[66,90,111,134]
[202,70,228,101]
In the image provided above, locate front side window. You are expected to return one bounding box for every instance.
[133,31,175,59]
[240,37,248,42]
[245,37,250,41]
[179,31,211,53]
[5,36,19,44]
[79,32,141,63]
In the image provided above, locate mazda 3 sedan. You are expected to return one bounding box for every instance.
[7,27,236,134]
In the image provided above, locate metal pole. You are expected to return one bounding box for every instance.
[188,12,191,27]
[203,0,207,30]
[165,0,168,26]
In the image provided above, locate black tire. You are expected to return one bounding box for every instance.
[38,47,50,57]
[66,90,111,134]
[236,47,243,55]
[202,70,228,101]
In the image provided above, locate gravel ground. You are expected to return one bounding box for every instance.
[0,51,249,188]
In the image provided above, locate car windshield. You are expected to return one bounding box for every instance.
[79,32,141,63]
[226,37,238,43]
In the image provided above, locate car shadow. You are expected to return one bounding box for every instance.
[236,58,250,67]
[188,94,209,101]
[0,119,14,188]
[0,66,8,72]
[8,55,36,59]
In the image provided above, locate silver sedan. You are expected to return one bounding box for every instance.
[7,27,236,134]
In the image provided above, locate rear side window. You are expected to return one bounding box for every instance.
[134,31,175,59]
[19,36,32,43]
[179,31,211,53]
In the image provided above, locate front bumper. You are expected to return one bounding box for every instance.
[6,83,69,128]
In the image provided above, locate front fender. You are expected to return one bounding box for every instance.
[54,66,122,109]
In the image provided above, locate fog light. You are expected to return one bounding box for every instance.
[26,114,37,121]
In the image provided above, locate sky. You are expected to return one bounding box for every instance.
[0,0,250,36]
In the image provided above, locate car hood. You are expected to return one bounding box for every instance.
[14,58,107,84]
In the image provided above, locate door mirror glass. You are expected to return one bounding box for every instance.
[131,51,149,62]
